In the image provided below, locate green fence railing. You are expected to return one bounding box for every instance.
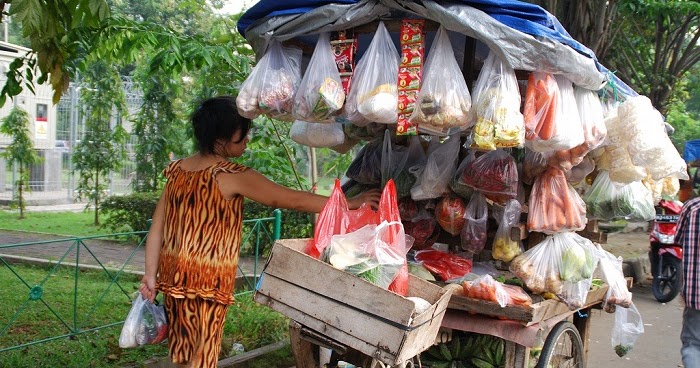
[0,209,282,353]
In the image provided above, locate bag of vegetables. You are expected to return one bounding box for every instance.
[527,166,586,234]
[450,149,476,199]
[461,192,488,256]
[461,149,518,204]
[492,199,522,262]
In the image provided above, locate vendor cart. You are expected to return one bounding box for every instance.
[239,1,680,367]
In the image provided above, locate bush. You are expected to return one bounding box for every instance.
[100,192,160,235]
[241,200,313,256]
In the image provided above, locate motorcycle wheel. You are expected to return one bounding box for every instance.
[652,254,683,303]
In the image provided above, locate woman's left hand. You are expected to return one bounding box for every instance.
[348,188,381,210]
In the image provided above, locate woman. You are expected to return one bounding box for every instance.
[139,96,380,367]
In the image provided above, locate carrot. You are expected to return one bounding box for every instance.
[538,90,557,140]
[524,73,538,140]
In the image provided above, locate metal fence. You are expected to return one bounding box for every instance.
[0,209,282,353]
[0,77,142,204]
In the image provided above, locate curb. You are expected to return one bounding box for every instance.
[622,254,651,285]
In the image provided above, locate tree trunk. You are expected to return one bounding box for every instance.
[18,164,24,219]
[94,172,100,226]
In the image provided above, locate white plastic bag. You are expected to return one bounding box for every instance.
[526,75,584,152]
[237,39,301,122]
[593,244,632,311]
[409,26,471,135]
[119,293,168,348]
[344,22,399,125]
[611,303,644,357]
[290,120,345,148]
[410,134,460,200]
[470,52,524,150]
[293,33,345,122]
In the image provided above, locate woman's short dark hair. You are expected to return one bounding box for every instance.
[191,96,251,154]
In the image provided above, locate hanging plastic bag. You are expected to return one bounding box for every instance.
[461,274,532,307]
[414,249,473,281]
[345,138,384,185]
[403,203,440,250]
[410,135,460,200]
[566,155,595,184]
[614,180,656,221]
[293,33,345,122]
[575,86,607,150]
[409,26,471,135]
[470,52,524,150]
[510,233,598,310]
[322,221,409,289]
[461,149,518,204]
[460,192,488,256]
[237,39,301,122]
[435,193,466,236]
[611,303,644,357]
[593,244,632,312]
[526,75,584,152]
[344,22,399,125]
[377,179,410,296]
[492,199,522,262]
[290,120,345,148]
[522,149,548,185]
[119,293,168,348]
[381,130,420,198]
[450,149,476,199]
[528,166,587,234]
[523,72,558,142]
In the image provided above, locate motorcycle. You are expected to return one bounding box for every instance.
[649,199,684,303]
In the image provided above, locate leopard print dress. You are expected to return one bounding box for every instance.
[156,159,248,366]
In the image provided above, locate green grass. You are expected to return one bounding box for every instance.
[0,210,113,237]
[0,263,294,367]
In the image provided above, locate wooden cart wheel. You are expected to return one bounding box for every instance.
[535,321,585,368]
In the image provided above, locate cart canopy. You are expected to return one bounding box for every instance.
[238,0,635,94]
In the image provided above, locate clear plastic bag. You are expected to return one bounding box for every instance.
[510,232,598,310]
[345,138,383,185]
[526,75,584,152]
[293,33,345,122]
[409,26,471,134]
[470,52,524,150]
[523,72,558,142]
[410,135,460,201]
[461,149,518,204]
[566,155,595,184]
[290,120,345,147]
[451,149,476,199]
[593,244,632,311]
[522,149,548,185]
[119,293,168,348]
[583,171,655,221]
[381,130,423,199]
[492,199,522,262]
[460,192,488,256]
[403,203,439,250]
[527,166,586,234]
[611,303,644,357]
[574,86,607,151]
[344,21,399,125]
[435,193,466,236]
[322,221,409,289]
[237,39,301,122]
[461,274,511,307]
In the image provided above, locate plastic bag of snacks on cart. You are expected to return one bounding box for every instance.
[119,293,167,348]
[293,33,345,122]
[409,26,471,134]
[236,39,301,122]
[344,21,399,125]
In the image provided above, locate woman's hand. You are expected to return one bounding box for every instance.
[139,275,158,303]
[347,188,381,210]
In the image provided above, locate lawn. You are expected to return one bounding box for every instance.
[0,263,294,368]
[0,210,113,237]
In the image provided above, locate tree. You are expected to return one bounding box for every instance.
[0,105,41,218]
[72,59,128,225]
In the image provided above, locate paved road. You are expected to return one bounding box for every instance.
[588,281,684,368]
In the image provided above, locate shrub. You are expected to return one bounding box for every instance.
[100,192,160,235]
[241,200,313,256]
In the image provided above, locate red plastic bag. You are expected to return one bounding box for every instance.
[378,180,409,296]
[414,249,473,281]
[309,179,350,259]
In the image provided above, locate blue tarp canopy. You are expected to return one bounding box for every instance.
[685,139,700,164]
[238,0,636,96]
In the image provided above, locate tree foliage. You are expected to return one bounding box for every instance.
[72,59,128,225]
[0,105,41,218]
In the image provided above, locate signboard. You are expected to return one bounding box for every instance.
[35,103,47,140]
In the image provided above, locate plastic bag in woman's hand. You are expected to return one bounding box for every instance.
[611,303,644,357]
[344,21,399,125]
[119,293,167,348]
[293,33,345,122]
[410,26,471,135]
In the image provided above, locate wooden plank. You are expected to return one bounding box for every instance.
[529,285,607,326]
[288,321,319,368]
[573,307,592,363]
[217,340,289,367]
